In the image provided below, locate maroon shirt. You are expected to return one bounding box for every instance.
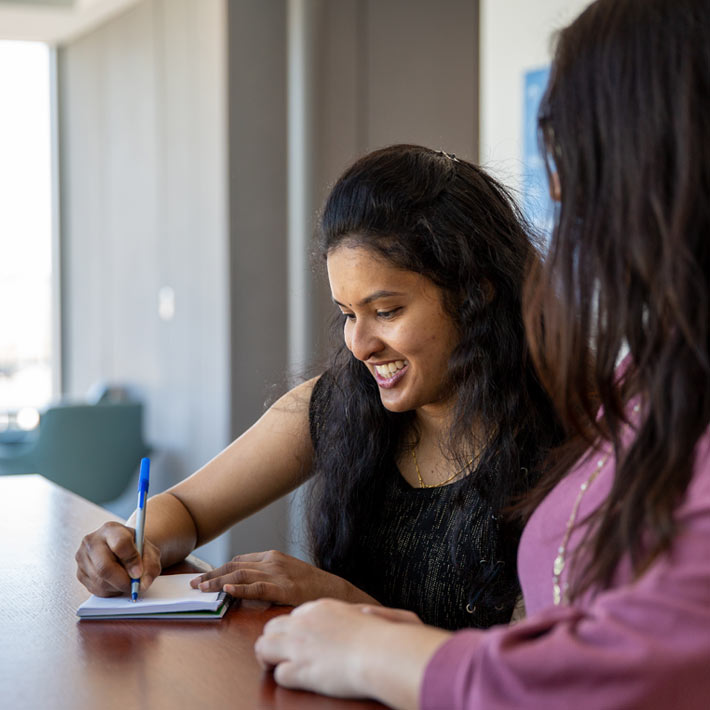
[422,406,710,709]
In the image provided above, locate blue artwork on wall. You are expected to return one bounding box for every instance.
[522,66,553,241]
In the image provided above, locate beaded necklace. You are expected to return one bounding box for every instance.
[551,402,641,605]
[552,453,609,605]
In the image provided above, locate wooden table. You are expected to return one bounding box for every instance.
[0,475,385,710]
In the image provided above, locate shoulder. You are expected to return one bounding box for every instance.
[253,376,321,440]
[241,376,322,465]
[269,376,320,418]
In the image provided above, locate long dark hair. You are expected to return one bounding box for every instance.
[522,0,710,596]
[307,144,562,583]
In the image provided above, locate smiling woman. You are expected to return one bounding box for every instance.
[304,144,563,629]
[328,247,458,415]
[75,144,562,633]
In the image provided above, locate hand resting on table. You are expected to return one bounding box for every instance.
[190,549,379,607]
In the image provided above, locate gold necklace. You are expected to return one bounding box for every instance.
[552,452,609,605]
[411,447,473,488]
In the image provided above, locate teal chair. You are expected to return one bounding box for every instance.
[0,401,150,505]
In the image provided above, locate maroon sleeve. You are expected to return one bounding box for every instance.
[421,459,710,710]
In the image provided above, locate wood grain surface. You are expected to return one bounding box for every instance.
[0,475,385,710]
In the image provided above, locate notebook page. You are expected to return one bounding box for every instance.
[77,573,225,617]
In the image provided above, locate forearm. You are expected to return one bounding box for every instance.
[126,492,198,568]
[354,622,451,710]
[341,580,381,605]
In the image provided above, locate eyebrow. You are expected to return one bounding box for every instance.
[332,290,404,308]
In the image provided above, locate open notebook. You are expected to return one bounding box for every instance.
[77,573,231,620]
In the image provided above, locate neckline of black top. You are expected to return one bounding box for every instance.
[393,466,473,494]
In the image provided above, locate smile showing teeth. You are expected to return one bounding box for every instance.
[374,360,407,377]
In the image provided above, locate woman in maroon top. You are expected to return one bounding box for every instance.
[255,1,710,708]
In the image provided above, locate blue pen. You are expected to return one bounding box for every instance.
[131,457,151,602]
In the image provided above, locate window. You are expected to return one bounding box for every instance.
[0,41,53,433]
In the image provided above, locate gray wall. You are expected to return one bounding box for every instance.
[58,0,232,563]
[318,0,478,188]
[57,0,479,565]
[225,0,290,557]
[313,0,479,335]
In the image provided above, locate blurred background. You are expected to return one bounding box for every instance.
[0,0,589,565]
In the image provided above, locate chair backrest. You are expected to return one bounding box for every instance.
[30,402,149,504]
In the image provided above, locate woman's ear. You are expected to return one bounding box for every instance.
[549,171,561,202]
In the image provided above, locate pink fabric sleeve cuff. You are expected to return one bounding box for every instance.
[420,629,484,710]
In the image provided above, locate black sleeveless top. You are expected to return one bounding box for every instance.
[308,375,521,631]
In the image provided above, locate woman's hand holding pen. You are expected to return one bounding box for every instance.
[190,549,378,607]
[75,521,161,597]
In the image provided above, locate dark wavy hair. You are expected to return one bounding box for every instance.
[522,0,710,597]
[306,144,562,584]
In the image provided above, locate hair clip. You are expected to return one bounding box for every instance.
[436,150,460,163]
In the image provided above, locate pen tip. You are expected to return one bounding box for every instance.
[131,594,138,603]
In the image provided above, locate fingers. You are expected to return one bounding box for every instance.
[139,539,161,590]
[75,523,131,595]
[76,551,125,597]
[190,556,288,592]
[75,522,161,597]
[255,613,296,668]
[189,550,290,587]
[255,628,288,670]
[224,580,287,604]
[191,565,291,604]
[103,522,143,578]
[273,661,306,690]
[255,602,361,698]
[189,561,237,589]
[256,630,322,693]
